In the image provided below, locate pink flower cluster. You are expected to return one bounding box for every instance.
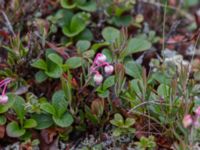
[90,53,114,84]
[0,78,11,104]
[182,106,200,128]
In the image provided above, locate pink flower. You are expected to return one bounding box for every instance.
[93,73,103,84]
[195,106,200,116]
[104,65,114,75]
[0,78,11,104]
[182,114,193,128]
[94,53,107,65]
[0,95,8,104]
[90,53,114,85]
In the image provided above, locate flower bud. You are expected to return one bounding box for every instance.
[182,114,193,128]
[0,95,8,104]
[195,106,200,116]
[93,73,103,84]
[104,65,114,75]
[95,53,106,64]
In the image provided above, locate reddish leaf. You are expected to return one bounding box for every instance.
[46,42,69,59]
[41,128,57,144]
[169,0,177,6]
[0,30,9,41]
[91,99,104,116]
[195,9,200,27]
[0,125,5,138]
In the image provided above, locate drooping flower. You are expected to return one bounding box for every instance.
[182,114,193,128]
[0,95,8,104]
[90,53,114,85]
[0,78,11,104]
[93,73,103,85]
[104,65,114,75]
[94,53,107,65]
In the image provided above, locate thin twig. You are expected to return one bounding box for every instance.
[128,100,170,113]
[162,1,167,51]
[1,10,15,36]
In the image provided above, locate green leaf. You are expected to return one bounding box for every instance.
[84,106,99,124]
[128,128,135,133]
[110,113,124,126]
[47,53,63,65]
[184,0,199,6]
[6,121,26,137]
[12,96,26,126]
[157,84,170,99]
[98,90,109,98]
[45,60,63,78]
[82,50,95,58]
[35,71,48,83]
[40,103,56,115]
[23,119,37,128]
[31,59,47,70]
[102,48,112,62]
[130,79,143,98]
[113,128,122,137]
[114,113,123,122]
[62,13,90,37]
[125,38,151,55]
[0,93,15,114]
[125,61,142,79]
[0,115,6,125]
[54,9,73,27]
[103,75,115,90]
[111,15,132,27]
[124,118,135,127]
[60,0,76,9]
[76,40,91,52]
[74,28,93,41]
[91,42,109,51]
[53,112,73,128]
[32,114,53,130]
[102,27,120,43]
[66,57,83,69]
[77,0,97,12]
[52,90,68,117]
[61,77,72,103]
[32,139,40,146]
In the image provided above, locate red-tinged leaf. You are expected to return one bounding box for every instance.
[0,30,10,41]
[46,42,69,59]
[91,99,104,116]
[0,125,5,138]
[195,10,200,27]
[20,141,32,150]
[169,0,177,6]
[41,128,58,144]
[112,98,122,108]
[40,136,59,150]
[71,78,78,88]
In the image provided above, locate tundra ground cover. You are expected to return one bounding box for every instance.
[0,0,200,149]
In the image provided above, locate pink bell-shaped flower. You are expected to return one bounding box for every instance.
[95,53,107,64]
[0,95,8,104]
[195,106,200,116]
[182,114,193,128]
[104,65,114,75]
[93,73,103,84]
